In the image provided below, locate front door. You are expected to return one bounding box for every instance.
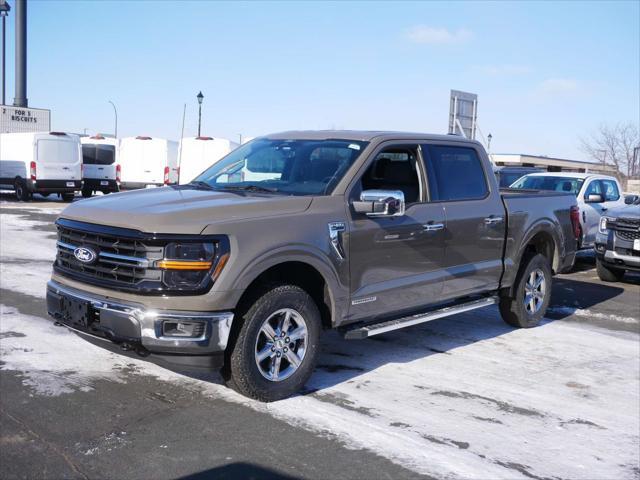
[347,143,446,321]
[582,179,606,246]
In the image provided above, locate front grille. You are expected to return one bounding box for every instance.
[610,217,640,241]
[55,224,163,287]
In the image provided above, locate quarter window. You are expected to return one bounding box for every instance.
[423,145,488,201]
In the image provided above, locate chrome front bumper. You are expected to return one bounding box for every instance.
[46,280,234,368]
[603,250,640,268]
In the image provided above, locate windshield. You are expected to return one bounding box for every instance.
[192,138,368,196]
[510,175,584,195]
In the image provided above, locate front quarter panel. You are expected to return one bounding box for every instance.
[200,195,350,326]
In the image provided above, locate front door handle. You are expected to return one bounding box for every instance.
[601,207,608,212]
[423,222,444,232]
[484,216,504,225]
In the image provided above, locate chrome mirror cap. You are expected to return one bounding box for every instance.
[354,190,405,217]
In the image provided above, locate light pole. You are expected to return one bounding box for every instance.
[487,133,492,153]
[0,1,10,106]
[108,100,117,137]
[196,91,204,137]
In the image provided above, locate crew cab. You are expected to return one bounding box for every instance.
[46,131,578,401]
[510,172,625,248]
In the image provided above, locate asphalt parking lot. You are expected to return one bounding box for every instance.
[1,193,639,480]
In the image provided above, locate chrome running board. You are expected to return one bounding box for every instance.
[342,296,498,340]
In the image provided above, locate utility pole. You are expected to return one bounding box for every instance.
[0,1,11,105]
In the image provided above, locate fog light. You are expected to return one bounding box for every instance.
[162,320,206,338]
[596,244,606,252]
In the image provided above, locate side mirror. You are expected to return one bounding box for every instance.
[585,193,604,203]
[624,195,639,205]
[352,190,405,217]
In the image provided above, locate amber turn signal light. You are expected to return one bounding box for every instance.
[157,260,213,270]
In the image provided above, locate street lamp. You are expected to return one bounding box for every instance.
[108,100,117,138]
[487,133,492,152]
[196,91,204,137]
[0,0,10,106]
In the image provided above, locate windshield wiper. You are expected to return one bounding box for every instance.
[188,181,215,190]
[220,185,279,193]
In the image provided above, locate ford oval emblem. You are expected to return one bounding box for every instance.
[73,246,97,264]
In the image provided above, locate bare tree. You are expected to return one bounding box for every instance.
[580,122,640,177]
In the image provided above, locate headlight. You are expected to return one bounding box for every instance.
[158,242,216,288]
[598,216,614,234]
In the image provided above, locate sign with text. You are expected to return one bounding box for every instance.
[1,106,51,133]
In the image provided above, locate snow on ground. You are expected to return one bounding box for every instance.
[1,205,639,480]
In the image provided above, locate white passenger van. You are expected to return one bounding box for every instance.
[0,132,82,201]
[80,135,120,197]
[118,136,178,189]
[178,136,238,185]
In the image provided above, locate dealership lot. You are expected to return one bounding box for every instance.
[1,194,639,480]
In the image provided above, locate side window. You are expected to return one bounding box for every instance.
[423,145,488,201]
[359,146,421,204]
[584,180,603,199]
[601,180,620,201]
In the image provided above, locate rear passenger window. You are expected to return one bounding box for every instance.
[423,146,488,201]
[601,180,620,201]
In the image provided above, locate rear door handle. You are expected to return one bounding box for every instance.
[423,222,444,232]
[484,216,504,225]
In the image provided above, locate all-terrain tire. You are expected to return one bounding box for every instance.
[500,253,552,328]
[596,258,625,282]
[14,179,32,201]
[225,284,321,402]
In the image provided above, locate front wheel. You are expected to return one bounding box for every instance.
[596,258,625,282]
[225,284,321,402]
[500,253,552,328]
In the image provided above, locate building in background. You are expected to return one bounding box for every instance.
[491,153,618,176]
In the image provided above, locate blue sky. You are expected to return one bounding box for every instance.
[1,0,638,159]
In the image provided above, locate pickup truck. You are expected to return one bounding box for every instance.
[46,131,578,401]
[510,172,625,249]
[594,196,640,281]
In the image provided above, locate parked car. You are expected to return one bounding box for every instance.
[46,131,578,401]
[178,136,238,185]
[510,172,625,249]
[118,136,178,189]
[0,131,82,201]
[80,135,120,197]
[594,201,640,281]
[494,166,543,188]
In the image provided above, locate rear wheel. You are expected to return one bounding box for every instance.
[225,284,321,402]
[61,193,75,202]
[596,258,625,282]
[14,179,32,201]
[81,187,93,198]
[500,253,552,328]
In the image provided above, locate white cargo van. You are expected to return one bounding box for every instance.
[0,132,83,201]
[118,136,178,189]
[80,135,120,197]
[178,136,238,185]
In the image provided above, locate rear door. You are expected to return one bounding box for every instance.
[348,142,446,320]
[422,143,506,299]
[36,137,81,180]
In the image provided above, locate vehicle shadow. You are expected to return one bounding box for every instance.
[79,277,627,396]
[177,463,298,480]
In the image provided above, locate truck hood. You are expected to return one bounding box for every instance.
[607,203,640,220]
[59,186,313,234]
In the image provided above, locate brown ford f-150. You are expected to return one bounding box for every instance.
[47,131,579,401]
